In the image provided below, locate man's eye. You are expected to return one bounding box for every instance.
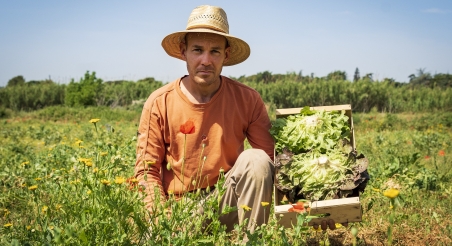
[193,49,202,52]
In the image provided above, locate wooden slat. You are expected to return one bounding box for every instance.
[274,197,362,227]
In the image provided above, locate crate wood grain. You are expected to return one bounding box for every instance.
[273,197,362,227]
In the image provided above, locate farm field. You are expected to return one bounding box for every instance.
[1,106,452,245]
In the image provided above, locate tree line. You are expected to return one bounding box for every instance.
[1,69,451,116]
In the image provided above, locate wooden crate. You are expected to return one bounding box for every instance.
[273,104,362,227]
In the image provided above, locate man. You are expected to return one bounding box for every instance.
[134,5,275,233]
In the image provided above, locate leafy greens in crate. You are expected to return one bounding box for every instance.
[271,107,369,202]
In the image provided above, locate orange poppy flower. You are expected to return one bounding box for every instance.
[288,201,309,213]
[180,120,195,134]
[438,150,445,156]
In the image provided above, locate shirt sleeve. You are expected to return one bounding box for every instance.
[246,94,275,161]
[134,96,167,212]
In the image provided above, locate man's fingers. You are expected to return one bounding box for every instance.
[328,219,335,230]
[321,220,327,231]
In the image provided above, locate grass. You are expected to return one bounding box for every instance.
[0,106,451,245]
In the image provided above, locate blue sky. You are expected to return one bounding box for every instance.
[1,1,451,86]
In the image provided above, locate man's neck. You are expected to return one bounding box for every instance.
[180,76,222,104]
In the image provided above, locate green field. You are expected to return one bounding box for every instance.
[1,106,452,245]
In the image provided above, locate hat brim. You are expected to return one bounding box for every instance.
[161,28,250,66]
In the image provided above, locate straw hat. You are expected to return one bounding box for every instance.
[161,5,250,66]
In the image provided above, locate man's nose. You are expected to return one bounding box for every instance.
[200,53,212,66]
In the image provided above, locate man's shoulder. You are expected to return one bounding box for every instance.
[143,79,178,108]
[222,76,259,95]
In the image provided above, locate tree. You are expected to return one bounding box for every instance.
[65,71,103,107]
[7,76,25,87]
[326,70,347,81]
[353,68,360,82]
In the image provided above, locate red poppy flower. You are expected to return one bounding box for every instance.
[424,156,430,160]
[180,120,195,134]
[438,150,445,156]
[288,201,309,213]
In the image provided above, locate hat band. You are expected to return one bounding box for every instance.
[187,24,227,34]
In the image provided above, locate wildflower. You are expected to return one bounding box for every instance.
[240,205,252,211]
[87,190,92,195]
[41,206,48,214]
[100,152,108,156]
[168,190,174,195]
[89,118,100,124]
[4,223,12,228]
[383,188,400,199]
[55,204,63,211]
[180,120,195,134]
[424,156,430,160]
[438,150,445,156]
[34,177,42,181]
[28,185,38,191]
[101,179,111,185]
[84,160,93,167]
[93,167,99,173]
[21,161,29,166]
[114,177,126,184]
[335,223,343,229]
[26,225,31,230]
[288,201,306,213]
[261,202,270,207]
[75,140,83,146]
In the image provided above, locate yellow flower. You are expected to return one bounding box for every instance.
[26,225,31,230]
[335,223,343,229]
[114,177,126,184]
[4,223,13,228]
[28,185,38,191]
[383,188,400,199]
[75,140,83,145]
[261,202,270,207]
[93,167,99,173]
[55,204,63,211]
[168,190,174,195]
[78,157,91,163]
[21,161,29,166]
[34,177,42,181]
[89,118,100,124]
[240,205,252,211]
[100,152,108,156]
[84,160,93,167]
[41,206,48,214]
[87,190,92,195]
[101,179,111,185]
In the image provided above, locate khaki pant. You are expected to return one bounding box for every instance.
[198,148,274,233]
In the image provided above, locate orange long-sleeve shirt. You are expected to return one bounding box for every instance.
[134,76,274,210]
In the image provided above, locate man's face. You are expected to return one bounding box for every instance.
[180,32,230,87]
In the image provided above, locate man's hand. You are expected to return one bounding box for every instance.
[312,219,348,231]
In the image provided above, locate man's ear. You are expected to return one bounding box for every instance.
[223,46,231,64]
[180,42,187,60]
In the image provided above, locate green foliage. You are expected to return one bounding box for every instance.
[326,70,347,81]
[0,81,65,111]
[65,71,103,107]
[7,75,25,87]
